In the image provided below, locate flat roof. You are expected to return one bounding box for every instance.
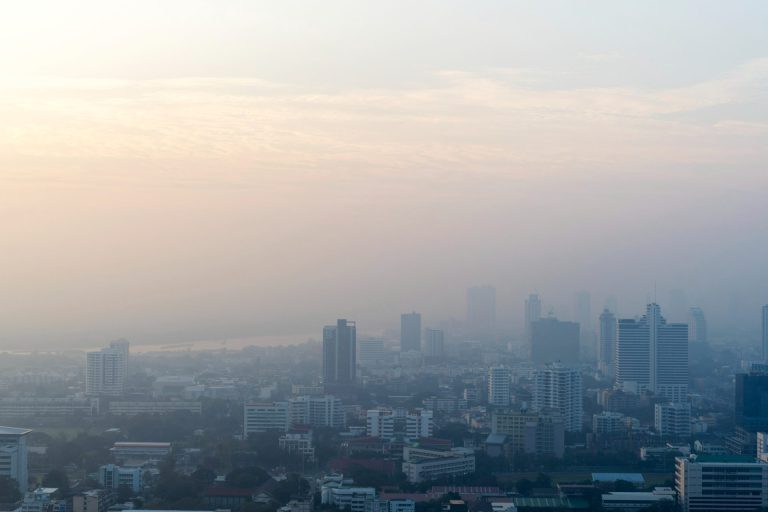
[694,454,758,463]
[0,426,32,436]
[592,473,644,483]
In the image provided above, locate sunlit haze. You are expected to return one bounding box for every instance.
[1,1,767,348]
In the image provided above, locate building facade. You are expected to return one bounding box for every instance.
[530,317,580,366]
[599,308,617,378]
[532,364,583,432]
[676,455,768,512]
[400,312,421,353]
[487,366,511,407]
[323,319,357,386]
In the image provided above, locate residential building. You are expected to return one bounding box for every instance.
[402,447,475,483]
[98,464,143,493]
[21,488,67,512]
[487,366,510,407]
[0,426,30,492]
[278,431,315,462]
[288,395,345,429]
[655,402,692,438]
[532,364,583,432]
[86,344,128,396]
[491,411,564,458]
[388,499,416,512]
[616,303,688,402]
[530,317,580,366]
[323,319,357,386]
[401,312,422,353]
[406,409,434,439]
[592,412,626,434]
[676,455,768,511]
[73,490,114,512]
[599,309,617,378]
[366,409,395,439]
[321,485,378,512]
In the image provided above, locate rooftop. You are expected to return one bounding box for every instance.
[0,426,32,436]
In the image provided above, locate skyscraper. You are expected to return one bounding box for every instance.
[598,309,617,377]
[524,294,542,343]
[532,364,583,432]
[615,303,688,402]
[86,343,129,396]
[487,366,510,407]
[763,305,768,362]
[322,319,357,386]
[400,312,422,352]
[466,285,496,342]
[530,317,580,365]
[573,291,592,335]
[688,307,707,344]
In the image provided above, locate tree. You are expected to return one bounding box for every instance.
[42,469,70,492]
[0,477,21,503]
[516,478,534,497]
[225,467,270,488]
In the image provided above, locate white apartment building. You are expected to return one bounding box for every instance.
[244,402,290,434]
[487,366,510,407]
[532,364,583,432]
[86,343,129,397]
[655,402,692,438]
[98,464,143,493]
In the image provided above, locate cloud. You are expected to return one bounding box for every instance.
[1,59,766,186]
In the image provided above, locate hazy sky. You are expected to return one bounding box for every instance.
[1,1,767,348]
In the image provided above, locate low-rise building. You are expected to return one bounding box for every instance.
[99,464,144,493]
[110,442,171,466]
[73,490,115,512]
[401,447,475,483]
[108,401,202,416]
[676,455,768,512]
[602,487,675,510]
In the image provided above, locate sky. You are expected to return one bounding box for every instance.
[1,1,767,348]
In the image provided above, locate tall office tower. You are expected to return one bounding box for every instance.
[687,308,707,344]
[598,309,617,377]
[532,364,583,432]
[466,285,496,342]
[0,427,30,492]
[423,328,445,359]
[763,305,768,362]
[524,294,542,342]
[85,344,128,396]
[322,319,357,386]
[487,366,511,407]
[735,371,768,432]
[530,317,580,365]
[615,303,688,402]
[400,312,422,352]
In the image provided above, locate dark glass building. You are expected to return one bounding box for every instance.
[735,371,768,431]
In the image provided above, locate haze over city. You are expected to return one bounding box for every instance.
[1,1,767,348]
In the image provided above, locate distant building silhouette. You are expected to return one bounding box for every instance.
[466,285,496,342]
[86,341,129,396]
[688,307,707,344]
[763,305,768,362]
[322,319,356,386]
[423,328,445,359]
[616,303,688,402]
[530,317,580,365]
[598,309,617,377]
[400,312,422,352]
[487,366,510,407]
[524,294,542,343]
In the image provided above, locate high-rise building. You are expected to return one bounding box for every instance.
[762,305,768,362]
[532,364,583,432]
[688,308,707,344]
[86,343,129,396]
[599,309,617,378]
[400,312,421,352]
[735,371,768,432]
[530,317,580,365]
[655,402,692,438]
[288,395,346,429]
[466,286,496,342]
[487,366,511,407]
[0,426,31,492]
[574,290,592,336]
[676,455,768,512]
[615,303,688,402]
[323,319,356,386]
[109,339,130,379]
[491,411,565,458]
[423,328,445,359]
[524,294,542,343]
